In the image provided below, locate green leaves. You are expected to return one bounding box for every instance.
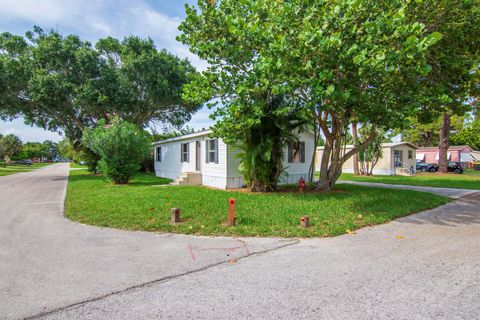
[83,117,151,184]
[428,31,443,45]
[0,28,200,145]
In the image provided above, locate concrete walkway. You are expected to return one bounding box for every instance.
[0,164,295,320]
[339,180,478,198]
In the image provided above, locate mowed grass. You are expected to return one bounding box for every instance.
[65,169,449,237]
[340,171,480,190]
[70,162,87,169]
[0,163,53,176]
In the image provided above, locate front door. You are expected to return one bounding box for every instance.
[196,141,201,171]
[393,150,403,168]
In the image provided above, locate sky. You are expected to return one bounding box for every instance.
[0,0,215,142]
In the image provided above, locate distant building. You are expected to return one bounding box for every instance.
[316,142,418,176]
[416,145,473,166]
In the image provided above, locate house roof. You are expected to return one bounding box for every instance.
[416,145,472,152]
[153,128,316,145]
[472,151,480,161]
[317,142,418,150]
[152,129,213,145]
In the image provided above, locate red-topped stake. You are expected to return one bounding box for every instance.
[300,216,309,228]
[298,177,306,193]
[228,198,236,226]
[171,208,180,223]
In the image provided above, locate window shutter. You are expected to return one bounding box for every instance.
[205,140,209,163]
[215,139,219,164]
[187,143,190,163]
[300,142,305,163]
[287,143,293,163]
[180,144,183,163]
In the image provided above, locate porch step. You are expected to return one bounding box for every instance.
[395,168,414,176]
[173,172,202,186]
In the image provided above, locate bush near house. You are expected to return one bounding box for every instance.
[83,117,151,184]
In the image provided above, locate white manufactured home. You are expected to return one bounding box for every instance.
[316,142,418,176]
[153,130,315,189]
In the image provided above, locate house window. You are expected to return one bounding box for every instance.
[181,143,189,162]
[288,141,305,163]
[206,139,219,164]
[408,150,413,160]
[156,146,162,162]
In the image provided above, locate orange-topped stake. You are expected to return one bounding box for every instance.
[228,198,236,226]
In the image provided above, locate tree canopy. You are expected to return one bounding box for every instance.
[406,0,480,172]
[179,0,441,190]
[0,27,200,146]
[0,134,22,163]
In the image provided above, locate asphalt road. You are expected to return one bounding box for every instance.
[2,164,480,320]
[0,164,294,320]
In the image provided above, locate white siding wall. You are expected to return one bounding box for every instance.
[153,134,229,189]
[225,132,315,188]
[280,132,315,184]
[226,144,244,189]
[200,138,228,189]
[154,140,196,180]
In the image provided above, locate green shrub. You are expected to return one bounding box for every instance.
[83,117,151,184]
[0,162,6,168]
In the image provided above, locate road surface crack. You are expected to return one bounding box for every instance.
[23,239,299,320]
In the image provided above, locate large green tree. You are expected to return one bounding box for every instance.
[20,142,48,160]
[179,1,311,191]
[397,114,464,147]
[0,27,200,147]
[451,119,480,150]
[180,0,439,190]
[1,134,22,163]
[407,0,480,173]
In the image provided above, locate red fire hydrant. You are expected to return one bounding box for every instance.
[298,177,306,193]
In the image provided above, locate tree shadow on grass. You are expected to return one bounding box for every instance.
[68,171,171,187]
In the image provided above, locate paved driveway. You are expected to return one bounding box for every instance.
[340,180,479,198]
[2,164,480,320]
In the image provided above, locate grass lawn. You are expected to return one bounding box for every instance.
[340,170,480,190]
[70,162,87,169]
[0,163,53,176]
[65,169,449,238]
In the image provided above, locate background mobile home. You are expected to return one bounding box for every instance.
[316,142,417,176]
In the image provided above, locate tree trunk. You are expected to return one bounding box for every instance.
[352,122,360,175]
[315,110,377,191]
[317,136,334,190]
[308,123,319,182]
[438,112,450,174]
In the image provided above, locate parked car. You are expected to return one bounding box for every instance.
[447,162,464,174]
[417,162,463,174]
[416,162,437,172]
[12,159,34,166]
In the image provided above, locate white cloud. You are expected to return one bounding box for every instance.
[0,118,62,142]
[187,107,216,130]
[0,0,207,70]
